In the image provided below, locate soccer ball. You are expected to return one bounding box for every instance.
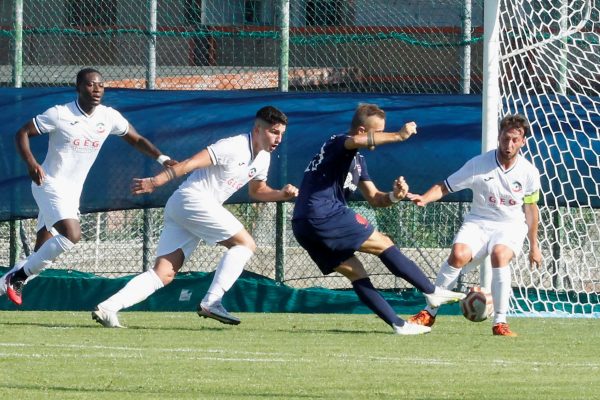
[460,287,493,322]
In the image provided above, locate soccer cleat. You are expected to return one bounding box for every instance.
[407,310,436,327]
[393,322,431,335]
[5,271,26,306]
[197,302,241,325]
[492,323,517,337]
[91,307,125,328]
[424,287,466,308]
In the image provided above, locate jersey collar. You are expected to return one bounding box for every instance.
[75,100,97,118]
[494,149,520,173]
[247,132,256,160]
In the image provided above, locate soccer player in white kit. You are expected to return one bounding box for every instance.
[406,114,542,336]
[92,106,298,328]
[1,68,175,305]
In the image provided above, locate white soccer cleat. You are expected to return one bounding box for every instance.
[393,322,432,335]
[197,302,241,325]
[424,287,466,308]
[91,306,125,328]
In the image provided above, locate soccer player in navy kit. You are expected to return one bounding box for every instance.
[292,103,465,335]
[1,68,175,305]
[407,114,541,337]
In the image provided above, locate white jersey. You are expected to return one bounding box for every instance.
[177,133,269,204]
[33,100,129,197]
[445,149,540,224]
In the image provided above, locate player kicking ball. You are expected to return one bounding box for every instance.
[292,103,465,335]
[92,106,298,328]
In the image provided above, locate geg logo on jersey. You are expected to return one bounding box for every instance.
[488,195,517,206]
[248,167,257,178]
[71,138,100,152]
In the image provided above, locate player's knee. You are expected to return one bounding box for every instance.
[66,231,81,244]
[449,248,471,267]
[490,246,514,266]
[238,238,256,253]
[161,272,176,285]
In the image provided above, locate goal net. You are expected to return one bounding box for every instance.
[498,0,600,316]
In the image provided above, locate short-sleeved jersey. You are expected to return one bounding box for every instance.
[33,101,129,195]
[177,133,270,204]
[293,134,371,219]
[445,149,540,224]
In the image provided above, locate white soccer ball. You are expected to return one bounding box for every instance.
[460,287,493,322]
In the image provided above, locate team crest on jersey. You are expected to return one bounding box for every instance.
[96,122,106,134]
[511,181,523,192]
[355,213,369,226]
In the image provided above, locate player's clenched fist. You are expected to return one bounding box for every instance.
[398,121,417,141]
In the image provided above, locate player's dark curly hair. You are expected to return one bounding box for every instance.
[256,106,288,126]
[499,114,530,136]
[351,103,385,130]
[76,67,102,87]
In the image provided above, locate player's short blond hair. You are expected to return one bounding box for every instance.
[351,103,385,130]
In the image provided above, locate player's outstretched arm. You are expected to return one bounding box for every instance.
[121,125,177,167]
[406,181,448,207]
[131,148,212,195]
[248,181,298,202]
[345,122,417,150]
[15,120,45,185]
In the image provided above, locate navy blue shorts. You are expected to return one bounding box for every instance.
[292,208,375,275]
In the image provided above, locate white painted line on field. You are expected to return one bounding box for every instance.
[1,342,599,369]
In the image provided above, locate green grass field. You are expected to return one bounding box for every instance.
[1,311,598,399]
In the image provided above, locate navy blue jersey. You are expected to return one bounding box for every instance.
[293,134,371,219]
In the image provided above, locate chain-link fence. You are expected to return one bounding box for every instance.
[1,0,484,92]
[0,0,488,290]
[1,202,484,290]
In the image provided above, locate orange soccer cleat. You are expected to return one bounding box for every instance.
[492,322,518,337]
[407,310,436,327]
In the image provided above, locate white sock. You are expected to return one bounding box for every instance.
[24,235,74,276]
[203,245,254,305]
[99,269,164,313]
[425,262,461,316]
[491,266,512,324]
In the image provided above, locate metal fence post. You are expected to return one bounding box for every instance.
[142,0,158,272]
[275,0,290,284]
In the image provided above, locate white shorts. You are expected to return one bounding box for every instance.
[453,218,527,264]
[156,190,244,259]
[32,182,80,232]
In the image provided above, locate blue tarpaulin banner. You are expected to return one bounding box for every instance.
[1,88,597,221]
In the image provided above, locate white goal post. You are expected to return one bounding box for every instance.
[483,0,600,316]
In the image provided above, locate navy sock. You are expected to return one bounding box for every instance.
[379,246,435,294]
[352,278,403,327]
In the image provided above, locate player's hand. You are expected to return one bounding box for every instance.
[28,162,45,186]
[131,177,156,195]
[406,192,427,207]
[162,159,178,168]
[281,184,299,200]
[529,245,542,269]
[398,122,417,141]
[392,176,408,200]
